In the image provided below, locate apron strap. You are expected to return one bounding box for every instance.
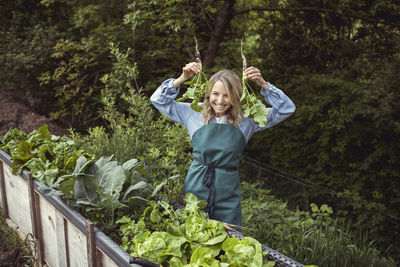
[195,159,237,219]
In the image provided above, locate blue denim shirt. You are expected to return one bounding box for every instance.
[151,78,295,143]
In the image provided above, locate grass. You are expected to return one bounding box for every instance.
[284,219,396,267]
[0,208,36,266]
[240,182,397,267]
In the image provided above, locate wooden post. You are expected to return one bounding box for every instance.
[64,218,71,267]
[28,173,45,266]
[86,220,97,267]
[96,248,103,267]
[0,160,9,219]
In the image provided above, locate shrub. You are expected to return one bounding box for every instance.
[241,182,395,267]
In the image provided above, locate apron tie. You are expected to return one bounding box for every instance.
[195,159,237,219]
[203,162,216,187]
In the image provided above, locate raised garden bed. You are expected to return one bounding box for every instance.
[1,149,304,267]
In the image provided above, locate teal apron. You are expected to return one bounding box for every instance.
[182,123,246,226]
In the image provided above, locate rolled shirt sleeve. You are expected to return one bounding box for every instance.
[150,78,193,126]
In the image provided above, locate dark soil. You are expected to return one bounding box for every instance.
[0,89,68,136]
[1,88,68,266]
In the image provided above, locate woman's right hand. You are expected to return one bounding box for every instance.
[174,62,201,88]
[181,62,201,80]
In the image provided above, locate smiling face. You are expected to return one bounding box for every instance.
[202,69,243,126]
[209,80,232,117]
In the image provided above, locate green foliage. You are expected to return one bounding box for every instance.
[123,0,202,90]
[240,0,400,83]
[0,125,88,187]
[241,182,395,267]
[177,70,269,127]
[221,237,272,267]
[242,182,312,249]
[2,0,400,263]
[100,43,139,99]
[72,45,192,196]
[335,190,388,240]
[310,203,333,224]
[38,39,103,128]
[241,79,269,127]
[0,0,69,96]
[0,0,136,125]
[118,193,274,266]
[177,72,210,112]
[245,63,400,258]
[55,154,166,227]
[0,125,175,228]
[1,124,395,266]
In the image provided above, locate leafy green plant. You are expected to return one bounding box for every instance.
[118,193,275,266]
[240,41,269,127]
[177,37,209,112]
[0,125,174,228]
[221,236,272,267]
[177,71,210,112]
[177,40,269,127]
[38,39,103,129]
[241,79,269,127]
[176,66,270,127]
[0,125,88,187]
[310,203,333,225]
[54,154,172,227]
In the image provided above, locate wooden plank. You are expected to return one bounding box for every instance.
[55,211,69,267]
[28,173,45,266]
[0,160,9,218]
[67,220,88,267]
[33,192,132,266]
[86,220,97,267]
[3,164,33,237]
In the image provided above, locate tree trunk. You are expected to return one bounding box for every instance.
[203,0,235,68]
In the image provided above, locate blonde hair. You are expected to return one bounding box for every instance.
[202,70,243,126]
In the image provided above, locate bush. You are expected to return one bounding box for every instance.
[71,44,192,202]
[241,182,395,267]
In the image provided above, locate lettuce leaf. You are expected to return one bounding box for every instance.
[188,247,228,267]
[133,231,187,264]
[221,236,274,267]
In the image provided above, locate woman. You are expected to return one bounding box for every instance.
[151,62,295,226]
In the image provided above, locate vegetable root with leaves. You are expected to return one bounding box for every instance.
[178,40,269,127]
[177,38,208,112]
[177,71,210,112]
[241,41,269,127]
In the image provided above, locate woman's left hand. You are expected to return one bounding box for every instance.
[244,66,268,89]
